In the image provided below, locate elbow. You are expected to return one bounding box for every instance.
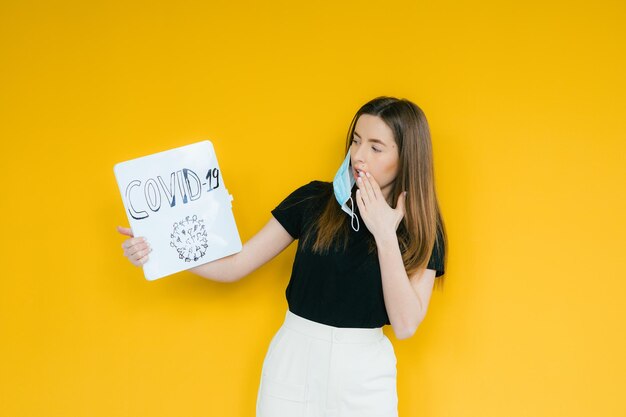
[393,317,423,340]
[394,326,416,340]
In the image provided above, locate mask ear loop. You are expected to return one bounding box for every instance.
[348,196,360,232]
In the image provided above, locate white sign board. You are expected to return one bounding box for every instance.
[113,140,242,281]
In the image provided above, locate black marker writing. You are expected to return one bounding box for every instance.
[125,167,221,220]
[205,168,220,191]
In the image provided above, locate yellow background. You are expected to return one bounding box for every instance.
[1,1,625,416]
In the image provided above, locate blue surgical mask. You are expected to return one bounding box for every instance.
[332,151,360,232]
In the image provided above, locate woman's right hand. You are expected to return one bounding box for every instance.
[117,225,152,267]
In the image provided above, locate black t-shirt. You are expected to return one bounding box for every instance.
[271,180,445,328]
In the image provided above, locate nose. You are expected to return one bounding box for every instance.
[352,145,366,170]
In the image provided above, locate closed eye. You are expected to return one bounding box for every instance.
[352,138,381,153]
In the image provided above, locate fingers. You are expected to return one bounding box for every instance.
[121,237,152,266]
[356,189,366,212]
[135,253,150,266]
[356,172,374,201]
[397,191,407,217]
[131,246,152,265]
[121,236,145,250]
[363,172,383,198]
[116,225,134,237]
[128,241,150,258]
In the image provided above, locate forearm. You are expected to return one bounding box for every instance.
[189,252,239,283]
[375,232,423,339]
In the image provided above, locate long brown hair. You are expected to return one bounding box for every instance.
[301,96,448,290]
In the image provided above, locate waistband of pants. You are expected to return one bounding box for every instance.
[282,309,384,344]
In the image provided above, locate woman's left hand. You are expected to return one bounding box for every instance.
[355,171,406,239]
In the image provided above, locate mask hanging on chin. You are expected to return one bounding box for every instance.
[332,151,360,232]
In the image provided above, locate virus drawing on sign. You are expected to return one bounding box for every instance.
[169,214,209,262]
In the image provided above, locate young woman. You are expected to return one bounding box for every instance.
[117,96,447,417]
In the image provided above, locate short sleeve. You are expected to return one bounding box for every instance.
[426,225,446,277]
[271,181,323,239]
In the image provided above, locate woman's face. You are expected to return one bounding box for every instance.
[350,114,400,200]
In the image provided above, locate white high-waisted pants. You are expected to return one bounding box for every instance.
[256,309,398,417]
